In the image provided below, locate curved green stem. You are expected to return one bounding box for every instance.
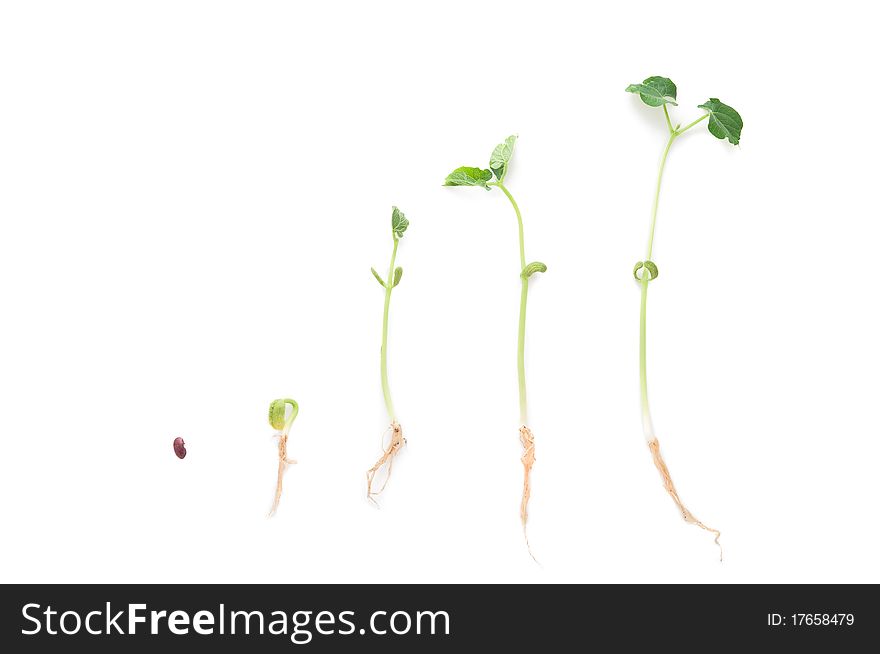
[640,130,678,439]
[646,131,676,260]
[492,182,526,269]
[380,237,399,422]
[491,181,529,424]
[639,112,708,435]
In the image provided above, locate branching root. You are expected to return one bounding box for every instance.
[268,432,297,517]
[648,437,722,560]
[366,422,405,502]
[519,426,539,563]
[519,426,536,527]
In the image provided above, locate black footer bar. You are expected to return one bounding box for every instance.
[1,584,874,651]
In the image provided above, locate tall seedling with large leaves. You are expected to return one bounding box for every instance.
[444,136,546,555]
[625,76,743,557]
[366,207,410,502]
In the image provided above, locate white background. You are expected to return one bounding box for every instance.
[1,1,878,584]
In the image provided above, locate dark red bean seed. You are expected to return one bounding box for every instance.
[173,437,187,459]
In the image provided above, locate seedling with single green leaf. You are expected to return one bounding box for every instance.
[366,207,409,501]
[445,136,545,553]
[626,76,742,557]
[267,398,299,516]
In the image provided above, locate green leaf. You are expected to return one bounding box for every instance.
[444,166,493,189]
[489,135,517,182]
[625,76,678,107]
[697,98,743,145]
[392,206,409,238]
[521,261,547,279]
[268,398,298,431]
[392,266,403,287]
[268,399,287,430]
[371,267,386,288]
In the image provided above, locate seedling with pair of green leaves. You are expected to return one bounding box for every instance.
[267,398,299,516]
[445,136,546,555]
[366,207,409,502]
[626,76,743,557]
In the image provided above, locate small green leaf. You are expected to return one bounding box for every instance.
[521,261,547,279]
[490,135,517,182]
[391,206,409,238]
[625,76,678,107]
[269,399,287,430]
[697,98,743,145]
[268,398,298,431]
[633,260,659,281]
[392,266,403,287]
[371,267,386,288]
[444,166,493,189]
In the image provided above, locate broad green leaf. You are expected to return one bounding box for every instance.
[371,267,386,288]
[490,135,517,182]
[392,266,403,287]
[697,98,743,145]
[521,261,547,279]
[444,166,493,189]
[392,206,409,238]
[625,76,678,107]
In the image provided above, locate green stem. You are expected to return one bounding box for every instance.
[517,278,528,424]
[646,131,676,260]
[676,113,709,135]
[491,181,529,424]
[640,130,678,440]
[645,113,708,259]
[663,104,674,134]
[380,237,399,422]
[645,112,708,260]
[639,272,653,439]
[492,182,526,269]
